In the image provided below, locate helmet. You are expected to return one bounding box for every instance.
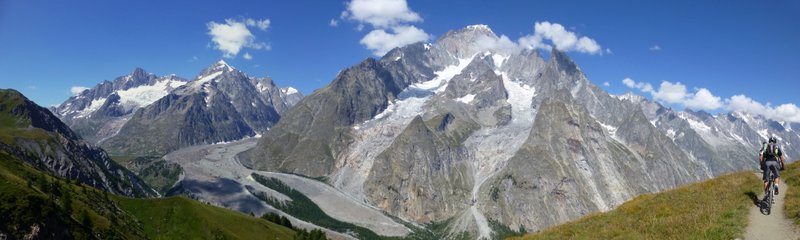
[769,136,777,143]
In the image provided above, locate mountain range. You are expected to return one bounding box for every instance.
[240,24,799,238]
[8,24,798,239]
[53,60,303,157]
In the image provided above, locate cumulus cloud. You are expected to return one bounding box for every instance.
[622,77,653,92]
[684,88,723,110]
[652,81,688,104]
[728,95,800,123]
[243,52,253,60]
[649,45,662,51]
[70,86,88,95]
[207,18,270,58]
[518,21,603,55]
[329,19,339,27]
[245,18,271,31]
[603,81,610,87]
[621,78,800,122]
[622,78,722,111]
[344,0,421,28]
[360,25,430,56]
[341,0,430,56]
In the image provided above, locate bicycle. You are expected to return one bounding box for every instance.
[762,166,777,215]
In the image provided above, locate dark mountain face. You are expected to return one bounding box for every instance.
[100,60,302,157]
[0,89,155,197]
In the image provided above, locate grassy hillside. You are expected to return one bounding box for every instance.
[112,155,182,195]
[782,161,800,226]
[0,149,298,239]
[114,196,295,239]
[511,170,762,240]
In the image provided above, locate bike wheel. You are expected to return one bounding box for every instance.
[768,181,774,211]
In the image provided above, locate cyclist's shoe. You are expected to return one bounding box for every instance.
[775,186,779,195]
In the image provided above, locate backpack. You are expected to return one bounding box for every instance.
[762,143,781,159]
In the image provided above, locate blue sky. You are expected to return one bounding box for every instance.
[1,0,798,120]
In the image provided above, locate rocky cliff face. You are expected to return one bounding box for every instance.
[100,60,302,157]
[241,24,798,237]
[0,89,155,197]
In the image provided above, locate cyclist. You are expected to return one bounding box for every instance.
[760,136,786,195]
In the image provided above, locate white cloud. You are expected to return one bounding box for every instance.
[207,19,270,58]
[243,52,253,60]
[244,18,271,31]
[652,81,688,104]
[342,0,429,56]
[649,45,662,51]
[518,21,603,55]
[344,0,421,28]
[360,25,430,56]
[70,86,88,95]
[684,88,723,110]
[622,79,721,111]
[329,19,339,27]
[603,81,610,87]
[623,78,800,122]
[728,95,800,123]
[474,34,519,55]
[622,77,653,92]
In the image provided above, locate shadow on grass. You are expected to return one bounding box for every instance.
[745,191,759,206]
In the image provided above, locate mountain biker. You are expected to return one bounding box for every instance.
[760,136,786,195]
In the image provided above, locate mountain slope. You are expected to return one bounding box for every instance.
[512,169,761,239]
[235,24,792,237]
[0,147,297,239]
[240,58,416,177]
[0,89,154,197]
[100,60,302,156]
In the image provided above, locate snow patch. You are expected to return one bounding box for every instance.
[730,133,748,146]
[456,94,476,104]
[283,87,299,95]
[686,118,711,132]
[193,71,224,90]
[115,79,186,112]
[598,122,618,139]
[77,97,106,118]
[666,129,677,140]
[758,129,770,140]
[492,53,509,69]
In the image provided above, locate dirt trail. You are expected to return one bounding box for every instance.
[743,174,799,240]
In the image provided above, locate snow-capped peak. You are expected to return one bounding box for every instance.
[466,24,493,33]
[198,60,235,77]
[281,87,299,95]
[617,92,646,103]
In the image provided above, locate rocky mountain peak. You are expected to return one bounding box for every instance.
[548,47,580,74]
[197,60,237,78]
[130,67,148,79]
[435,24,501,59]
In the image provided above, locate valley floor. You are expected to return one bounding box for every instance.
[163,138,411,238]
